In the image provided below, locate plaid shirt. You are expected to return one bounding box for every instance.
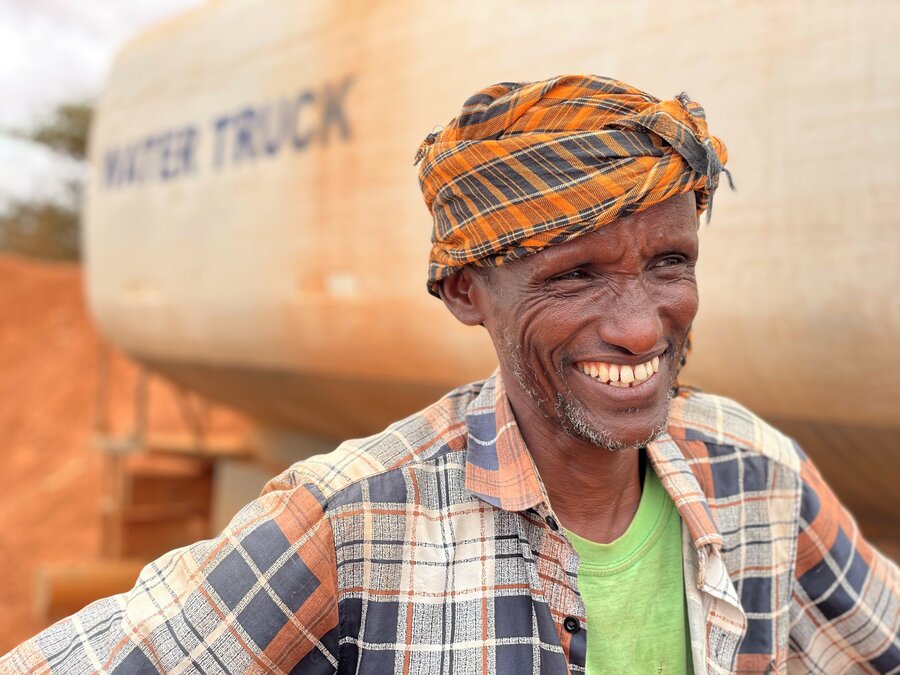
[4,374,898,674]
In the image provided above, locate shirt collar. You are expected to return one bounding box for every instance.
[464,372,545,511]
[463,372,724,552]
[646,409,725,552]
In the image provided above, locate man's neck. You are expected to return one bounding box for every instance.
[533,436,642,544]
[502,378,643,544]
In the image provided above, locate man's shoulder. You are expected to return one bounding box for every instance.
[668,388,803,474]
[262,378,488,503]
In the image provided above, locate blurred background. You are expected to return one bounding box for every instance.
[1,0,897,652]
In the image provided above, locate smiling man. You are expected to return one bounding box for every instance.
[4,76,898,674]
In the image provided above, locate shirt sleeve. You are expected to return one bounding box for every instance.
[0,476,340,674]
[788,454,900,673]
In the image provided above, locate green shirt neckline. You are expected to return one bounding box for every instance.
[563,461,693,674]
[564,460,675,575]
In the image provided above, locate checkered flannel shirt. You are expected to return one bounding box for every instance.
[4,373,898,674]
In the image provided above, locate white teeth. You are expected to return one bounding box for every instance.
[577,356,660,388]
[597,363,609,381]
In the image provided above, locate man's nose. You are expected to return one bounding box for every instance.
[597,282,663,355]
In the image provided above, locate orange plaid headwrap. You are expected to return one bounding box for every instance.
[417,75,730,296]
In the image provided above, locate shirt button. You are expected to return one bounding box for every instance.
[563,616,580,633]
[545,515,559,531]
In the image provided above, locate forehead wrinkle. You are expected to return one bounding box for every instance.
[503,236,619,285]
[481,194,699,294]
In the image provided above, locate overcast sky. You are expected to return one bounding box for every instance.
[0,0,204,208]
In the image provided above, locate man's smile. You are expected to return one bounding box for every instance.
[574,355,661,388]
[570,351,672,407]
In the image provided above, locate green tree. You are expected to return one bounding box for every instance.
[0,102,92,261]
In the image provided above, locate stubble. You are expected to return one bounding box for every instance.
[501,327,678,451]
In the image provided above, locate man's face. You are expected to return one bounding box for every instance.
[470,192,699,451]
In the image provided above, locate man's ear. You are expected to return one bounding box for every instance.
[438,267,487,327]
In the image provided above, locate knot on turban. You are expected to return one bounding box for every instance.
[417,75,730,296]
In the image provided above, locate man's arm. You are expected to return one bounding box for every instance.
[1,478,340,674]
[788,455,900,673]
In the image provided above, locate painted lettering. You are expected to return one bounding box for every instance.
[320,76,353,142]
[100,74,354,189]
[292,90,315,149]
[103,125,200,188]
[233,108,257,163]
[212,115,230,169]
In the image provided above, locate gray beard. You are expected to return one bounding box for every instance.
[554,388,673,452]
[501,328,677,452]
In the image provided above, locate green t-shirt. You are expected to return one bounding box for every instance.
[564,462,694,675]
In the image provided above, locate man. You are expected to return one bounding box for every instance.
[3,76,897,674]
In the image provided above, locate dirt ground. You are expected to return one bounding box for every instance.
[0,254,247,652]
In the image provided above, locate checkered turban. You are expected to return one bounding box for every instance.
[417,75,730,296]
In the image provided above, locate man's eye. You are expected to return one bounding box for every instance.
[550,269,590,282]
[655,254,687,267]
